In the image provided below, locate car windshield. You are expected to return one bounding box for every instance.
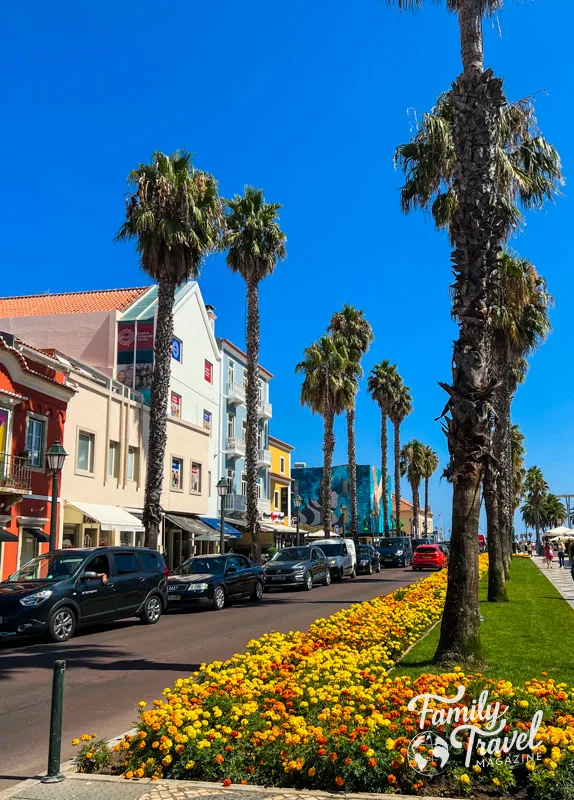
[270,548,310,562]
[380,538,406,548]
[7,553,86,582]
[316,542,344,557]
[358,546,370,554]
[176,557,226,575]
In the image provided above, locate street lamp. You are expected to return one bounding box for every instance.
[340,504,348,538]
[370,509,375,536]
[293,494,302,546]
[46,441,68,551]
[216,478,230,554]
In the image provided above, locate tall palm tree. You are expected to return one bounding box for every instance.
[368,360,401,536]
[328,305,373,543]
[510,424,526,518]
[297,336,356,538]
[224,187,286,564]
[389,383,412,539]
[420,445,439,535]
[523,466,549,551]
[401,440,426,537]
[116,150,221,549]
[543,494,567,530]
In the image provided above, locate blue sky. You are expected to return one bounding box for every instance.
[2,1,572,535]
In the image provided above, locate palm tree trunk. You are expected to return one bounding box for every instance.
[434,10,506,663]
[143,276,176,550]
[393,421,402,537]
[322,406,335,537]
[484,460,508,602]
[381,412,389,536]
[496,375,512,578]
[412,481,421,537]
[245,278,261,564]
[346,403,359,543]
[424,478,429,535]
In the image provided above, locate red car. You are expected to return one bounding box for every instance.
[412,544,448,571]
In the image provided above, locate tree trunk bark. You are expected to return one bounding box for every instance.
[381,412,390,536]
[346,404,359,544]
[424,478,429,535]
[394,421,402,537]
[495,374,512,578]
[484,459,508,601]
[245,279,261,564]
[322,406,335,537]
[434,28,506,662]
[143,276,176,550]
[412,480,421,537]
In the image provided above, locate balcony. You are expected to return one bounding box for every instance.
[257,498,271,516]
[227,382,246,406]
[257,448,272,468]
[224,437,246,459]
[257,400,272,420]
[223,494,246,513]
[0,453,32,496]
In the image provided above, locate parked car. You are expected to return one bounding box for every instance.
[264,545,331,591]
[357,544,381,574]
[313,538,357,580]
[411,537,433,552]
[412,544,448,571]
[378,536,413,568]
[0,547,168,642]
[167,554,264,610]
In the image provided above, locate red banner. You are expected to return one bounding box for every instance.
[117,323,136,351]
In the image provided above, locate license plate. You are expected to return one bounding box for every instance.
[169,594,182,601]
[269,576,285,581]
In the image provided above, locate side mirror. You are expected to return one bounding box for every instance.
[82,571,98,579]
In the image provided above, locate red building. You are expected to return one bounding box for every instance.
[0,332,74,580]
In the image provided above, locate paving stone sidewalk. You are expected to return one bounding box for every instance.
[532,553,574,610]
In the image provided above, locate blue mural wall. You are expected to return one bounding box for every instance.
[291,464,391,534]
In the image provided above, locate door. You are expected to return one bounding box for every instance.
[235,554,257,594]
[77,553,115,620]
[112,551,146,614]
[311,548,324,581]
[225,555,250,597]
[19,530,38,567]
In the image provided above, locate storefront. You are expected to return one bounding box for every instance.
[63,501,144,548]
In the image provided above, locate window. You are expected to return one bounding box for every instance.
[171,457,183,490]
[170,392,181,418]
[108,441,119,478]
[241,471,247,497]
[242,369,248,390]
[280,456,285,474]
[257,476,263,499]
[241,419,247,441]
[172,336,182,362]
[127,447,138,482]
[77,431,95,473]
[226,467,235,487]
[228,360,235,386]
[191,462,202,493]
[26,416,46,468]
[204,360,213,383]
[86,553,110,576]
[274,490,280,509]
[258,428,264,450]
[139,551,163,572]
[203,410,212,431]
[227,413,234,440]
[114,552,140,575]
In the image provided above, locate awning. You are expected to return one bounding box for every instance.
[194,533,232,542]
[66,501,144,532]
[23,527,50,542]
[200,516,242,538]
[164,514,214,537]
[225,517,247,528]
[0,528,18,543]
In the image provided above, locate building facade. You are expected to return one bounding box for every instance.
[218,339,273,520]
[0,333,75,580]
[393,495,434,536]
[268,436,294,524]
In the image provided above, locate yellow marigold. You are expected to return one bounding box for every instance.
[459,774,470,785]
[185,761,196,770]
[308,767,316,777]
[71,739,80,746]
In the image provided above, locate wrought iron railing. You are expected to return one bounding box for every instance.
[0,453,32,493]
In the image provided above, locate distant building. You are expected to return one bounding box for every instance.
[393,495,434,536]
[268,436,294,525]
[291,464,392,537]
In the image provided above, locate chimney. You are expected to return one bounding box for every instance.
[205,304,217,331]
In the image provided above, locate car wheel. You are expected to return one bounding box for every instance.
[48,607,76,642]
[368,563,373,575]
[350,567,357,580]
[323,568,331,586]
[376,562,381,573]
[333,569,342,582]
[212,585,226,610]
[140,595,162,625]
[252,580,264,602]
[303,571,313,591]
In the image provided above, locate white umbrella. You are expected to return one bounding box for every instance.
[546,525,572,536]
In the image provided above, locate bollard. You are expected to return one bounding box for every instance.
[42,660,66,783]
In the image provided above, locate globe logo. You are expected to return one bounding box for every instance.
[408,732,450,776]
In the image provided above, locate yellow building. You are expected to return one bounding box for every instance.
[269,436,294,522]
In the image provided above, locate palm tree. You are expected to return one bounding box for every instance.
[401,440,426,537]
[510,424,526,518]
[389,382,413,539]
[523,466,549,551]
[543,494,567,530]
[368,361,401,536]
[297,336,356,538]
[420,445,439,535]
[328,305,373,543]
[116,150,221,549]
[224,187,286,564]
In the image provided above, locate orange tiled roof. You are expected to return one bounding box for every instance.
[0,287,149,318]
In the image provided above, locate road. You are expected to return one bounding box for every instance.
[0,567,418,789]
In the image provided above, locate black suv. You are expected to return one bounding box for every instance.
[0,547,168,642]
[378,536,413,568]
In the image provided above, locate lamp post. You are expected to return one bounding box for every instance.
[216,478,230,554]
[293,494,302,546]
[370,510,375,536]
[340,504,348,538]
[46,441,68,551]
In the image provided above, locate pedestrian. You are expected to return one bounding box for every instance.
[544,542,554,569]
[558,541,566,569]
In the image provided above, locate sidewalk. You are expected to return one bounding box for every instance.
[532,554,574,609]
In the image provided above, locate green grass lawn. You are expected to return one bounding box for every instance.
[396,558,574,685]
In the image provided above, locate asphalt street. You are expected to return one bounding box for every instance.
[0,567,419,790]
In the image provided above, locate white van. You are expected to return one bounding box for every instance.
[314,538,357,581]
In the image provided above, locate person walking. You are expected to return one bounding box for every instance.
[544,542,554,569]
[557,541,566,569]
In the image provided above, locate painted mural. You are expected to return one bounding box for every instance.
[291,464,392,534]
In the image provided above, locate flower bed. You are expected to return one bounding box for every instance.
[73,556,574,796]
